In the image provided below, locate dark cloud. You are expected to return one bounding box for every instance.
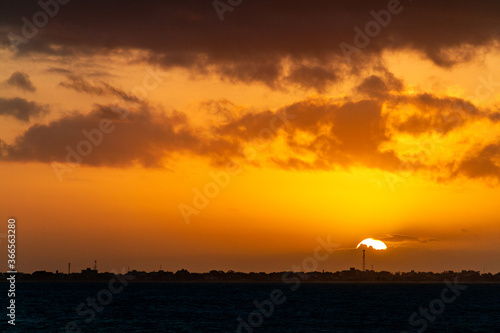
[5,71,36,92]
[215,98,401,171]
[232,91,497,177]
[0,84,498,182]
[2,104,199,167]
[215,57,283,88]
[59,76,140,103]
[283,99,400,170]
[488,112,500,122]
[1,1,499,89]
[285,65,338,92]
[356,76,389,98]
[0,96,403,171]
[455,144,500,180]
[0,97,47,121]
[355,73,402,99]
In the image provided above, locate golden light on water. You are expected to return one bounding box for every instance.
[357,238,388,250]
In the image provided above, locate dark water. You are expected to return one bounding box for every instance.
[1,282,500,332]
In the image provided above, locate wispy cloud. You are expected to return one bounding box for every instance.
[59,76,140,103]
[381,234,439,246]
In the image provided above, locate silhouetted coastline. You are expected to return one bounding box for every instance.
[3,268,500,283]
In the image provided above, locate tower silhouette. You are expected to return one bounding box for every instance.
[362,250,366,271]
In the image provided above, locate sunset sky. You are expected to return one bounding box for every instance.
[1,0,500,274]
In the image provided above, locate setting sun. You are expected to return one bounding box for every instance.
[357,238,388,250]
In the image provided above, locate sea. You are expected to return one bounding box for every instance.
[1,282,499,332]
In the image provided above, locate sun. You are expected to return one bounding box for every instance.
[357,238,387,250]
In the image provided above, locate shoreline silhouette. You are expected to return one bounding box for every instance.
[3,268,500,283]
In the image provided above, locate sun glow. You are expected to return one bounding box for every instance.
[357,238,388,250]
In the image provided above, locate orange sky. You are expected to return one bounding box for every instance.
[1,0,500,274]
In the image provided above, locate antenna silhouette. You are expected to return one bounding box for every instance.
[363,250,366,271]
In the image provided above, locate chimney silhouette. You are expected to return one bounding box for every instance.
[362,250,366,271]
[68,262,70,275]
